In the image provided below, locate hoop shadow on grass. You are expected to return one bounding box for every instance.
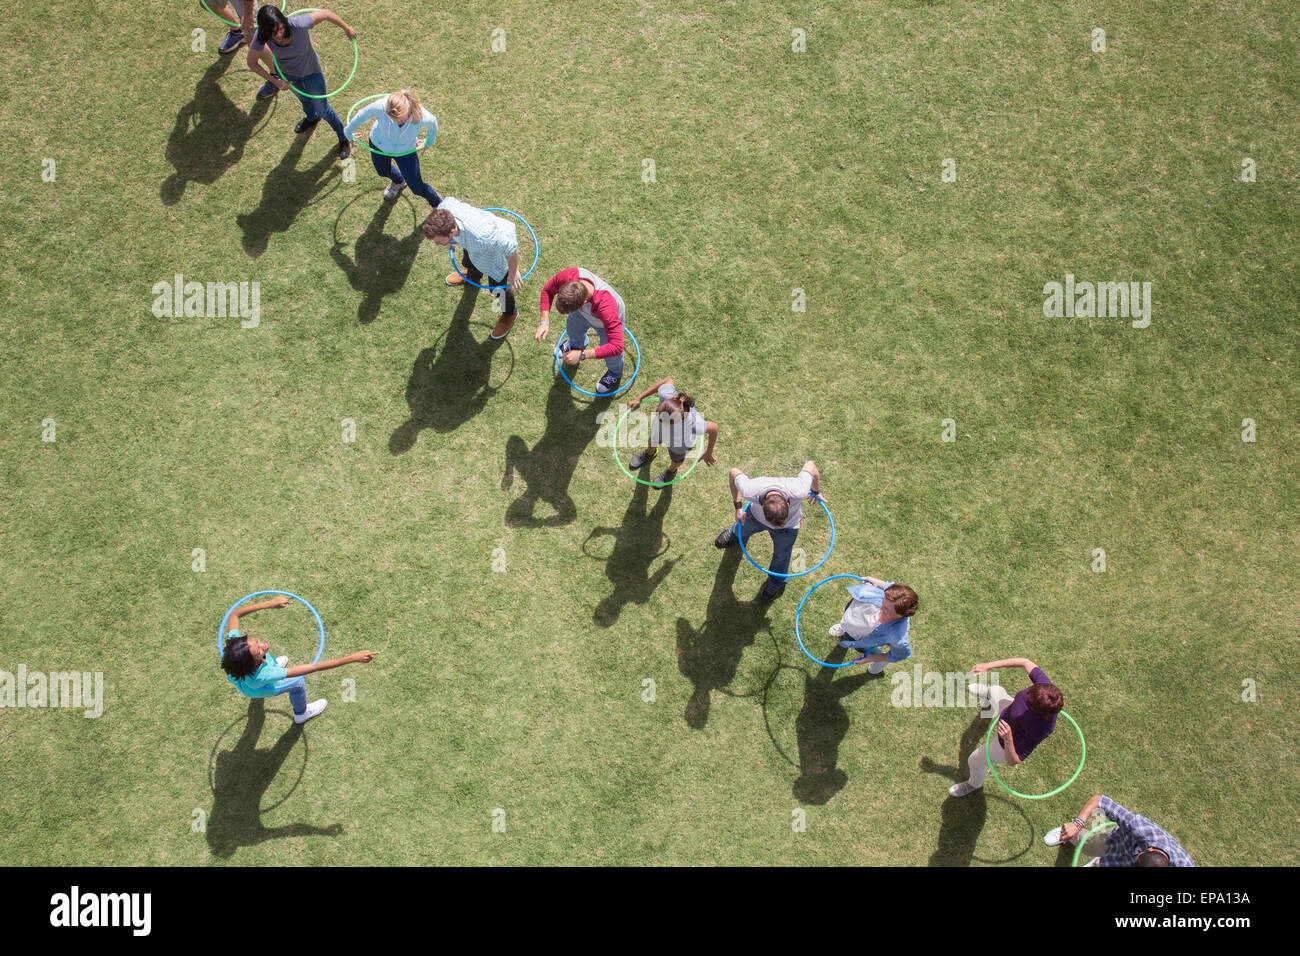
[920,713,1036,866]
[162,57,276,206]
[675,548,772,729]
[330,189,422,324]
[390,288,515,454]
[236,132,341,257]
[501,379,603,528]
[206,699,341,859]
[587,481,678,627]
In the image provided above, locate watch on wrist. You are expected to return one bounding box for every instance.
[733,500,743,510]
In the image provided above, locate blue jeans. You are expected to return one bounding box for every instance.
[369,149,441,208]
[275,680,307,716]
[286,71,346,142]
[565,311,624,378]
[732,511,798,584]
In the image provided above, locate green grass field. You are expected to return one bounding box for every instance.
[1,0,1297,866]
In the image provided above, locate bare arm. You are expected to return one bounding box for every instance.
[285,650,378,679]
[628,378,672,410]
[702,421,718,465]
[229,595,290,631]
[311,9,356,39]
[971,658,1037,676]
[802,460,822,498]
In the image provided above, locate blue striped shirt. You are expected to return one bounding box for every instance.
[1097,796,1195,866]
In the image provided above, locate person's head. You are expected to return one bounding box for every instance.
[421,208,457,245]
[884,583,918,617]
[656,391,695,420]
[220,634,269,679]
[386,90,421,125]
[760,490,790,526]
[256,5,292,46]
[1025,682,1064,717]
[554,280,591,315]
[1134,848,1171,867]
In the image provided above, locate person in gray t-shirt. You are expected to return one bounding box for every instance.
[246,6,356,157]
[625,378,719,488]
[715,460,824,600]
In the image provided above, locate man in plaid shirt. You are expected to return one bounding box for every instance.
[1044,794,1194,866]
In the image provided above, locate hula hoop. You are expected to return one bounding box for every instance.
[794,574,872,668]
[736,497,834,579]
[345,93,430,158]
[985,709,1085,800]
[1072,820,1117,867]
[271,10,359,99]
[200,0,283,29]
[554,326,641,399]
[610,405,705,487]
[218,590,325,692]
[448,208,540,290]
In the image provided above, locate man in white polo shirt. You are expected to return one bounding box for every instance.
[715,460,823,600]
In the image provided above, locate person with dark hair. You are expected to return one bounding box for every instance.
[423,202,522,340]
[625,378,718,487]
[246,6,356,158]
[1044,794,1194,866]
[220,594,378,724]
[830,577,919,674]
[536,268,627,395]
[948,656,1063,796]
[714,461,823,601]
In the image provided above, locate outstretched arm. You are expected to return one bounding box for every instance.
[285,650,378,679]
[228,595,291,631]
[971,658,1037,676]
[311,9,357,39]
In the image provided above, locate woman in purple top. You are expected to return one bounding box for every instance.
[948,657,1064,797]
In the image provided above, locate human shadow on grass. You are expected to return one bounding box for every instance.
[236,131,340,257]
[500,379,603,528]
[675,548,772,729]
[207,699,341,859]
[590,481,678,627]
[791,645,880,804]
[330,192,423,324]
[161,57,274,206]
[390,287,515,454]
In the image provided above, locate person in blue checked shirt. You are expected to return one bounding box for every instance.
[423,201,524,341]
[1044,794,1194,866]
[829,576,918,674]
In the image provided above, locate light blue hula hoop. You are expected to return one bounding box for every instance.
[736,496,834,579]
[447,208,539,291]
[554,326,641,399]
[794,574,872,668]
[218,590,325,692]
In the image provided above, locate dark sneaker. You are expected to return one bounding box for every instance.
[338,140,352,160]
[595,372,622,395]
[628,448,657,469]
[715,527,737,548]
[760,580,786,601]
[218,30,245,55]
[651,469,677,488]
[294,117,320,134]
[256,80,279,100]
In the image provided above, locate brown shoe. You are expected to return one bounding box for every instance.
[445,272,466,286]
[490,311,517,340]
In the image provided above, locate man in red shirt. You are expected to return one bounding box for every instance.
[535,267,627,395]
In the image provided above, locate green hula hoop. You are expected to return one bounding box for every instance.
[985,709,1085,800]
[200,0,283,29]
[611,405,705,487]
[1072,820,1117,867]
[271,10,359,99]
[345,93,429,158]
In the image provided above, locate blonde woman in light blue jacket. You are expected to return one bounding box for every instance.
[343,90,441,207]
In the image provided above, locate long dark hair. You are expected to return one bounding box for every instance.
[221,635,257,679]
[256,5,291,47]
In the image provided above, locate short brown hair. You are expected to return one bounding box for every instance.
[1025,682,1064,717]
[554,281,590,314]
[761,492,789,526]
[885,584,918,617]
[422,209,455,240]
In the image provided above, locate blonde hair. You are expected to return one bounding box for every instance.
[385,90,422,124]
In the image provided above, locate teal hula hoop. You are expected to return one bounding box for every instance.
[448,208,540,290]
[794,574,873,668]
[271,10,359,99]
[985,709,1085,800]
[554,326,640,399]
[219,590,325,692]
[736,497,834,579]
[345,93,429,158]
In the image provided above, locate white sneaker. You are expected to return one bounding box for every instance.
[1044,826,1067,846]
[294,698,327,724]
[828,623,845,638]
[948,781,980,797]
[384,181,407,201]
[867,659,886,675]
[275,656,289,668]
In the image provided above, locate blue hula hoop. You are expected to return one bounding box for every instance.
[448,207,539,291]
[794,574,873,668]
[218,590,326,692]
[554,325,641,399]
[736,496,834,579]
